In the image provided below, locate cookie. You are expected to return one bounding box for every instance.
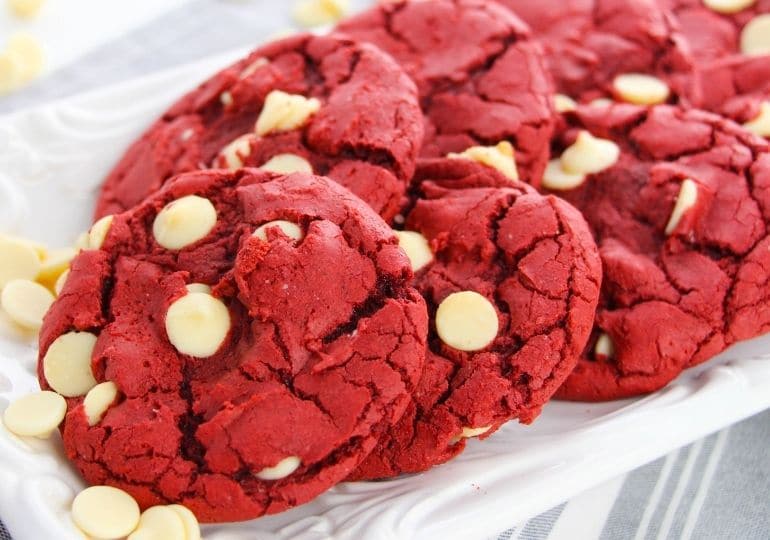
[496,0,697,105]
[544,104,770,401]
[349,159,602,479]
[95,33,424,222]
[40,169,428,522]
[337,0,556,186]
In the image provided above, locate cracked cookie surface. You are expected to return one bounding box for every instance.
[349,159,601,480]
[337,0,555,186]
[95,33,424,222]
[549,104,770,401]
[497,0,697,104]
[40,169,427,522]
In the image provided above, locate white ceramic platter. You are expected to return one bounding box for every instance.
[0,52,769,540]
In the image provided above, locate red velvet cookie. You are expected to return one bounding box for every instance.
[40,169,428,522]
[496,0,697,105]
[543,104,770,401]
[337,0,556,186]
[95,33,424,222]
[349,159,602,479]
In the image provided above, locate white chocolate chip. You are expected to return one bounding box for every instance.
[74,231,90,250]
[180,128,194,142]
[168,505,201,540]
[37,247,77,287]
[165,292,230,358]
[292,0,349,27]
[83,381,118,426]
[554,94,577,113]
[0,237,41,289]
[259,153,314,175]
[185,283,211,294]
[703,0,756,14]
[0,234,47,259]
[435,291,499,352]
[542,159,587,191]
[54,269,69,296]
[613,73,670,105]
[88,215,114,250]
[7,33,44,83]
[2,391,65,438]
[239,57,269,80]
[219,91,233,108]
[7,0,45,18]
[461,425,492,438]
[129,506,185,540]
[255,90,321,136]
[72,486,140,540]
[560,131,620,175]
[449,424,493,445]
[153,196,217,250]
[43,332,98,397]
[394,230,434,272]
[743,101,770,137]
[741,14,770,56]
[665,178,698,235]
[216,134,253,170]
[594,333,614,359]
[253,220,304,242]
[448,141,519,181]
[255,456,301,480]
[1,279,54,329]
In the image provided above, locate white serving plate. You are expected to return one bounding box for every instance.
[0,52,769,540]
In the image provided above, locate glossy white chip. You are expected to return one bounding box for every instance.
[255,90,321,136]
[665,179,698,235]
[560,131,620,175]
[42,331,98,397]
[72,486,140,540]
[3,391,66,438]
[394,230,434,272]
[436,291,499,352]
[153,196,217,250]
[448,141,519,181]
[165,292,230,358]
[256,456,302,480]
[1,279,54,329]
[83,381,119,426]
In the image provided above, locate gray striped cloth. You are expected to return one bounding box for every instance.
[490,411,769,540]
[1,1,768,539]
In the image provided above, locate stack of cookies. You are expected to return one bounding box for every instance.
[23,0,770,525]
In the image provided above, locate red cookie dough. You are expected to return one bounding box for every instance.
[95,33,424,222]
[349,159,602,479]
[496,0,697,104]
[337,0,556,186]
[40,169,428,522]
[548,104,770,401]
